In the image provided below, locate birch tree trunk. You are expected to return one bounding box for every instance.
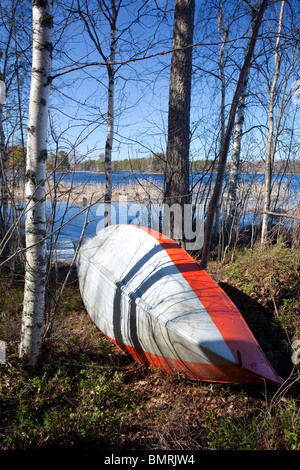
[164,0,195,245]
[200,0,268,269]
[104,1,116,226]
[0,80,8,234]
[226,82,247,221]
[77,0,118,226]
[261,0,285,244]
[226,0,259,225]
[0,38,9,236]
[19,0,53,368]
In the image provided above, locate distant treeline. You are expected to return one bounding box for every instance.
[7,145,300,175]
[79,153,300,175]
[79,153,166,173]
[79,154,220,173]
[234,159,300,174]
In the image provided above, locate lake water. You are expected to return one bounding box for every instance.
[54,170,300,192]
[53,170,165,188]
[46,199,142,261]
[45,170,300,261]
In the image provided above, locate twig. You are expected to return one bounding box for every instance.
[261,210,300,221]
[43,196,92,339]
[269,289,280,321]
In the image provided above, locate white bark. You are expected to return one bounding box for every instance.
[200,0,268,269]
[226,86,246,220]
[261,1,285,244]
[78,0,117,225]
[104,1,116,225]
[226,0,259,223]
[105,41,115,203]
[0,94,8,233]
[19,0,53,367]
[104,64,114,212]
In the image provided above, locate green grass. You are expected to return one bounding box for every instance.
[0,240,299,450]
[203,401,300,450]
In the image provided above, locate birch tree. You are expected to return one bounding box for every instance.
[261,0,285,244]
[164,0,195,245]
[0,74,7,233]
[0,0,31,248]
[104,0,116,215]
[19,0,53,368]
[200,0,269,269]
[226,0,259,227]
[76,0,119,224]
[0,4,16,234]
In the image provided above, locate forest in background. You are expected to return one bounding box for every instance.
[7,144,299,174]
[62,153,300,174]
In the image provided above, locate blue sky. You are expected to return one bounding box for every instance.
[49,0,175,162]
[9,0,299,166]
[1,0,299,167]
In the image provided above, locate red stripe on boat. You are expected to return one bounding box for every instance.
[136,226,283,385]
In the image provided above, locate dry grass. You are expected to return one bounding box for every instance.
[0,240,299,451]
[10,177,164,207]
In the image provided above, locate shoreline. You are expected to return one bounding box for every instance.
[9,178,165,207]
[7,173,300,216]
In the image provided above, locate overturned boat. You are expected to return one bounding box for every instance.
[76,224,283,386]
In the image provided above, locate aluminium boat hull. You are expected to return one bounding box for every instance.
[76,224,283,386]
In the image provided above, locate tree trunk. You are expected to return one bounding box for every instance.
[200,0,268,269]
[104,1,116,225]
[104,66,114,206]
[0,85,8,234]
[77,0,118,225]
[226,85,246,222]
[213,0,228,240]
[164,0,195,245]
[226,0,259,226]
[19,0,53,368]
[261,0,285,244]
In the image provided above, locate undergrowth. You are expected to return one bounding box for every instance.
[0,240,299,450]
